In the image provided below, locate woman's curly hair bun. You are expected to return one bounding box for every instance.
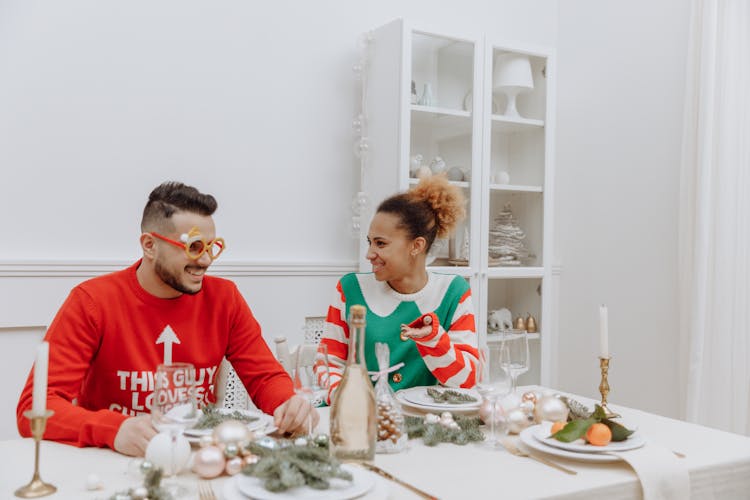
[407,174,466,239]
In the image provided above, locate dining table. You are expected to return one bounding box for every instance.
[1,386,749,500]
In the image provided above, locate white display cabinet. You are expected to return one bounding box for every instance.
[361,19,555,386]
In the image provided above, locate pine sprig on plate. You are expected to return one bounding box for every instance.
[426,387,478,404]
[242,443,352,492]
[192,404,259,430]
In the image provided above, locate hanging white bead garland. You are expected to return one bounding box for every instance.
[351,32,373,238]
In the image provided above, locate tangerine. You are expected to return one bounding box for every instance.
[550,421,566,435]
[585,422,612,446]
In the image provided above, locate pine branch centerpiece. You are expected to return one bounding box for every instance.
[108,465,172,500]
[405,413,484,446]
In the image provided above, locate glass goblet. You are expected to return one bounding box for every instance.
[151,362,199,497]
[292,343,330,438]
[500,332,530,394]
[476,343,512,448]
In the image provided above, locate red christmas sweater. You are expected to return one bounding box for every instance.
[16,261,293,449]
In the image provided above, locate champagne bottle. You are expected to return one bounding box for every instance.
[330,304,376,461]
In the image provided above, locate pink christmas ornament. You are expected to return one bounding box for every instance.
[192,445,226,479]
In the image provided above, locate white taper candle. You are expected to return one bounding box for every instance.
[32,341,49,416]
[599,305,609,358]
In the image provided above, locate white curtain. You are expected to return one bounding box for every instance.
[679,0,750,435]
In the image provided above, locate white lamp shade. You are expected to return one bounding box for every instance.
[493,53,534,92]
[493,53,534,117]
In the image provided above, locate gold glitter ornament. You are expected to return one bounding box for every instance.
[519,400,535,415]
[521,391,538,404]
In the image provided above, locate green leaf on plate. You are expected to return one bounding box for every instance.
[550,418,596,442]
[592,404,608,421]
[602,418,635,442]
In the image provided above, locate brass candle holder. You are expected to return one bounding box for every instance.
[15,410,57,498]
[598,357,620,419]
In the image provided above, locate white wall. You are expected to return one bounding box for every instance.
[0,0,559,439]
[555,1,690,418]
[0,0,558,262]
[0,0,693,438]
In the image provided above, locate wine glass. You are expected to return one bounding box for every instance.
[292,343,330,438]
[500,332,530,394]
[151,362,199,496]
[476,342,512,447]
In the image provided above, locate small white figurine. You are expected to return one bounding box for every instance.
[488,308,513,332]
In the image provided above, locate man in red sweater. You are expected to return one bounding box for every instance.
[16,181,316,456]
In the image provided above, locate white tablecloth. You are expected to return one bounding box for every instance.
[2,387,749,500]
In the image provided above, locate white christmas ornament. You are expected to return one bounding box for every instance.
[429,157,446,175]
[145,431,191,476]
[85,473,103,491]
[534,394,570,423]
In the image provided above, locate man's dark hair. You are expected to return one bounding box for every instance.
[141,181,218,232]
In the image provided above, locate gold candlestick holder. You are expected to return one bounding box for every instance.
[15,410,57,498]
[598,357,620,419]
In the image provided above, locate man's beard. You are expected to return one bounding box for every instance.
[154,259,202,295]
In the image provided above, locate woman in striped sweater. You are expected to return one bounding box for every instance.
[318,175,478,401]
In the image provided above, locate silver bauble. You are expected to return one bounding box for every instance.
[213,420,252,447]
[534,395,570,423]
[425,413,440,424]
[131,486,149,500]
[224,443,240,458]
[506,408,533,434]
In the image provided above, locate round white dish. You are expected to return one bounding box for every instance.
[228,464,375,500]
[184,408,275,439]
[399,386,481,410]
[395,391,479,416]
[533,422,645,453]
[519,425,621,463]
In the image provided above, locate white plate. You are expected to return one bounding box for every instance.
[231,464,374,500]
[533,422,646,453]
[395,391,479,416]
[184,408,274,438]
[399,386,481,410]
[519,425,619,463]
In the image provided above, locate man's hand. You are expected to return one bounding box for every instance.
[273,394,319,435]
[113,415,157,456]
